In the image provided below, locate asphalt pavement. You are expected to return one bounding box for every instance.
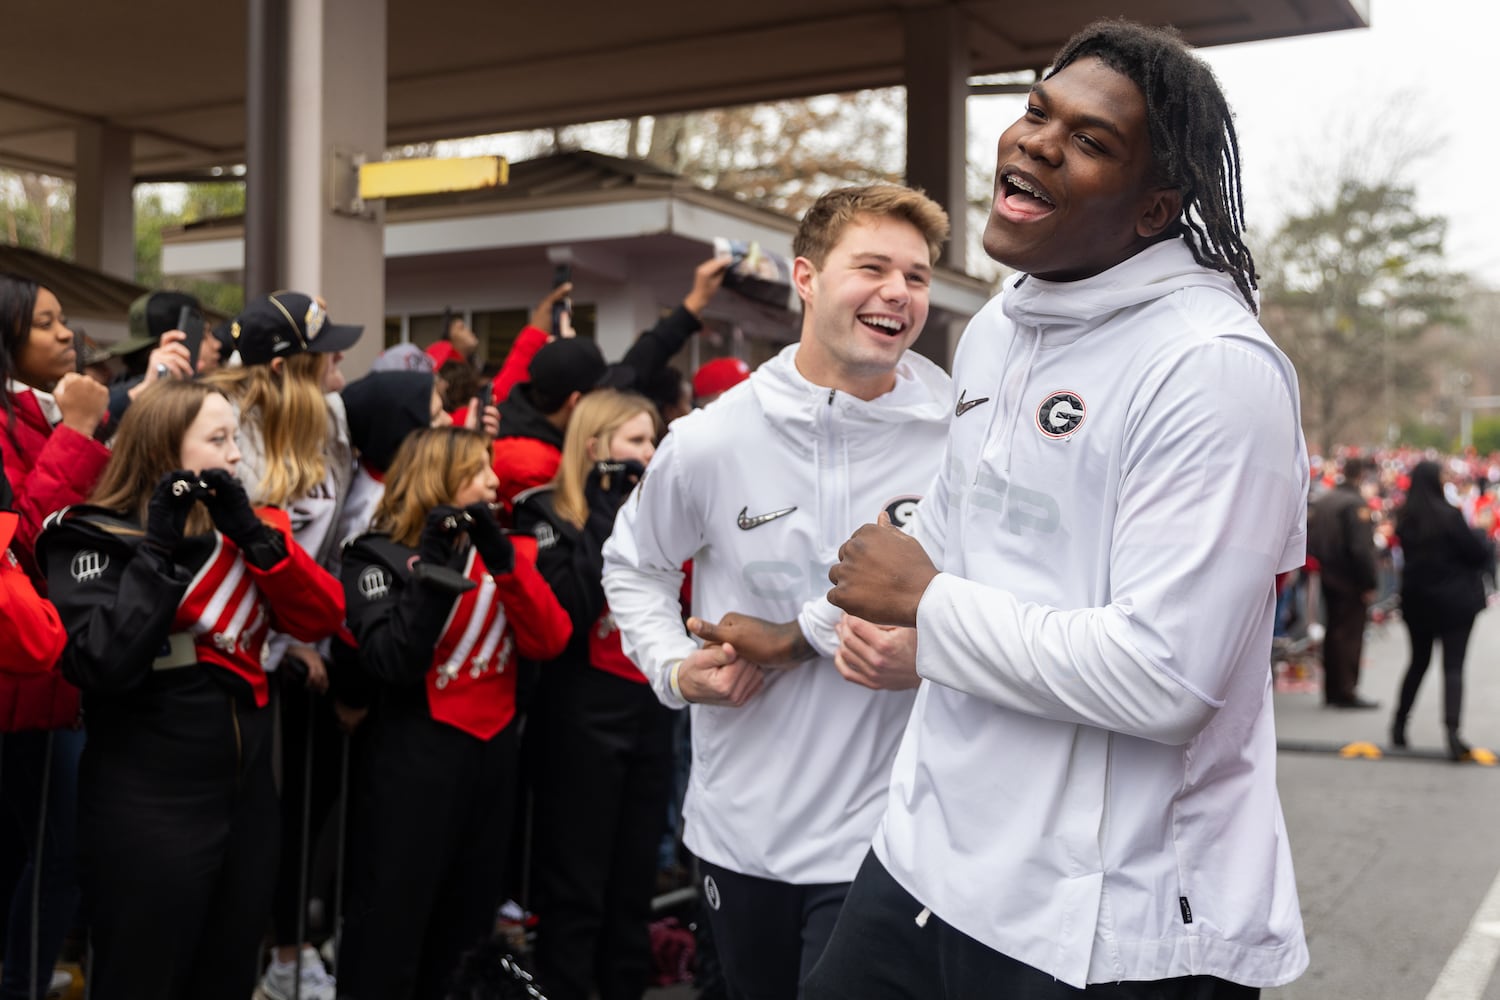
[1268,603,1500,1000]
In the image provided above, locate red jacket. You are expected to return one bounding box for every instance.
[492,435,561,517]
[0,388,109,731]
[1,388,110,578]
[490,325,548,407]
[0,512,66,678]
[425,339,465,369]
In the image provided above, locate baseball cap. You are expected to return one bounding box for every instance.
[528,338,606,405]
[112,290,202,358]
[226,291,363,367]
[371,343,436,374]
[692,357,750,399]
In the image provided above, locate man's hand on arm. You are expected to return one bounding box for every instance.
[834,614,919,691]
[687,612,812,669]
[673,642,764,707]
[827,511,939,628]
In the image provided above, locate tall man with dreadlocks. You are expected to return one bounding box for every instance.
[808,19,1308,999]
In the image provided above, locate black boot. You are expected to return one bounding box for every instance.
[1390,714,1408,749]
[1447,727,1471,762]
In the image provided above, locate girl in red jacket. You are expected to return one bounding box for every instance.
[0,450,65,680]
[339,427,571,1000]
[36,380,346,1000]
[0,271,110,1000]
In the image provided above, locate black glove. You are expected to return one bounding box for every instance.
[585,459,646,512]
[419,505,464,566]
[143,469,201,559]
[198,468,265,548]
[198,468,285,568]
[463,503,514,574]
[413,505,476,595]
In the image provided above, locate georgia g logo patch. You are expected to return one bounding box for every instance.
[1037,390,1086,439]
[882,495,921,529]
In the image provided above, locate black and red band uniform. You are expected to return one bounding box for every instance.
[36,504,344,1000]
[337,529,570,1000]
[513,480,677,1000]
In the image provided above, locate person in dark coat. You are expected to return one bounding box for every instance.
[1308,455,1380,708]
[1390,460,1493,760]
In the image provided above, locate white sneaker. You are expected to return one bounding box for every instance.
[260,946,337,1000]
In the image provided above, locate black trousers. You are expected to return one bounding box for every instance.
[337,708,517,1000]
[526,663,675,1000]
[696,858,848,1000]
[80,683,278,1000]
[805,853,1260,1000]
[1396,615,1475,729]
[271,666,344,948]
[1321,587,1367,704]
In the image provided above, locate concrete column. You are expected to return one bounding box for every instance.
[74,123,135,280]
[245,0,286,298]
[283,0,386,377]
[903,7,969,270]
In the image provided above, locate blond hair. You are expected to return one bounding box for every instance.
[792,184,950,269]
[90,380,220,534]
[551,390,659,529]
[204,352,330,505]
[373,427,492,548]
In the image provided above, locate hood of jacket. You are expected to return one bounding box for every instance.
[748,343,951,460]
[1001,237,1254,343]
[497,382,564,450]
[342,370,434,473]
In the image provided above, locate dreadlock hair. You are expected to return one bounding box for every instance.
[1049,19,1259,313]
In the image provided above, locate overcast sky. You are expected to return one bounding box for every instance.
[968,0,1499,285]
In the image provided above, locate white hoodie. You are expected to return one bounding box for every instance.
[877,238,1310,988]
[603,343,950,884]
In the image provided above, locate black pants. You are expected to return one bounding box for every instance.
[338,708,517,1000]
[80,684,278,1000]
[805,853,1259,1000]
[527,664,675,1000]
[1396,616,1474,729]
[271,666,344,948]
[0,728,82,1000]
[1321,587,1367,704]
[696,858,848,1000]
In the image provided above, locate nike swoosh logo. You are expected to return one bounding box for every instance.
[955,390,990,417]
[737,506,797,530]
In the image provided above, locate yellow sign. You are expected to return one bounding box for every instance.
[357,156,509,201]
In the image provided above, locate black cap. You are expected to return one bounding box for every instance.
[528,338,606,408]
[227,291,363,367]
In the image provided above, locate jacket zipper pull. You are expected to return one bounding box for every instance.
[828,387,835,405]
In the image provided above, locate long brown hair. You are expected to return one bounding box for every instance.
[90,380,223,533]
[551,389,658,529]
[204,351,331,505]
[372,427,492,547]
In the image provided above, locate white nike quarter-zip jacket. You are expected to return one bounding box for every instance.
[603,343,950,884]
[877,238,1310,988]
